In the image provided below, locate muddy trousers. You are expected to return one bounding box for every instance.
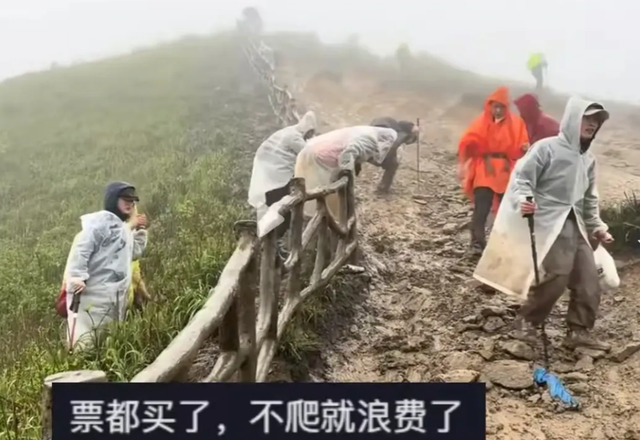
[531,66,544,92]
[265,182,291,239]
[518,216,601,329]
[377,148,400,192]
[470,187,503,248]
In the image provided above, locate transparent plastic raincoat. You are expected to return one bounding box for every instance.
[248,111,317,221]
[294,126,398,218]
[65,185,148,349]
[474,97,609,299]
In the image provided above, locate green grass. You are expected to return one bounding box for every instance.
[601,191,640,254]
[0,32,277,438]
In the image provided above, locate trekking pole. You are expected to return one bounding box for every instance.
[68,292,81,354]
[416,117,421,188]
[523,196,550,368]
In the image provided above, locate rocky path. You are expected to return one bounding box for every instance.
[281,67,640,439]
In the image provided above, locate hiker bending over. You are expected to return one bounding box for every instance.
[295,125,397,220]
[514,93,560,144]
[64,182,148,350]
[248,111,317,256]
[369,117,419,194]
[475,98,612,351]
[458,86,529,255]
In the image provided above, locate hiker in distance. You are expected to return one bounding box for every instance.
[64,182,148,350]
[294,125,398,220]
[248,111,317,258]
[514,93,560,144]
[369,117,419,194]
[475,97,613,351]
[527,52,548,93]
[458,86,530,256]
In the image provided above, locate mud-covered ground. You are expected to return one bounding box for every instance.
[277,64,640,440]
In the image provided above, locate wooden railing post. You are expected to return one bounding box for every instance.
[344,169,359,264]
[237,244,258,382]
[285,178,306,300]
[256,226,278,381]
[312,197,329,284]
[42,370,107,440]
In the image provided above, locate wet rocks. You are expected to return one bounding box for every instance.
[445,351,484,371]
[438,369,479,383]
[610,342,640,363]
[441,223,459,235]
[500,340,536,361]
[575,347,608,360]
[484,360,533,390]
[575,355,594,372]
[482,316,506,333]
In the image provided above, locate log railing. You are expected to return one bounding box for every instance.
[41,14,359,439]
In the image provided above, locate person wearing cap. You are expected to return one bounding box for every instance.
[475,97,612,351]
[64,181,148,350]
[369,117,420,194]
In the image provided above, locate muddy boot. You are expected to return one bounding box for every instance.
[563,327,611,352]
[509,317,538,344]
[466,239,484,259]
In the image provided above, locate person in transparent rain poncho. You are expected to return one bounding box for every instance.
[64,181,148,351]
[248,111,317,258]
[294,125,398,220]
[473,97,613,352]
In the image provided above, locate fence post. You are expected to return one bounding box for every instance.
[344,169,359,264]
[286,178,306,301]
[236,222,258,382]
[41,370,107,440]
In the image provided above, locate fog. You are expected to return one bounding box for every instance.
[2,0,639,103]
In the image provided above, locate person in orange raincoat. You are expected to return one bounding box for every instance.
[458,86,530,255]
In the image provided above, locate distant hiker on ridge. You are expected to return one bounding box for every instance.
[248,111,317,259]
[458,86,529,256]
[514,93,560,144]
[369,117,420,194]
[527,53,548,93]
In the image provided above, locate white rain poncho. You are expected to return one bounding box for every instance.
[248,111,317,221]
[294,126,398,218]
[474,97,610,299]
[65,210,147,349]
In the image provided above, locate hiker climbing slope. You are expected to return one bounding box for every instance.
[248,111,317,257]
[295,125,397,219]
[527,53,548,93]
[514,93,560,144]
[458,86,529,255]
[474,97,613,351]
[369,117,419,194]
[64,182,148,350]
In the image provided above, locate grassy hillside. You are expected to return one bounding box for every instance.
[0,32,277,438]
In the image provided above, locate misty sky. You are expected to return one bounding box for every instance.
[2,0,639,103]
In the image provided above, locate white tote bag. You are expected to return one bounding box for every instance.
[594,246,620,292]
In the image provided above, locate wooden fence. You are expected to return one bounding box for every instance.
[41,19,359,440]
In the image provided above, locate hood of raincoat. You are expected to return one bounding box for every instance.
[514,93,541,125]
[294,111,317,137]
[104,181,136,221]
[484,86,511,117]
[558,97,610,153]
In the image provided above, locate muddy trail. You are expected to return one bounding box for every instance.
[275,65,640,439]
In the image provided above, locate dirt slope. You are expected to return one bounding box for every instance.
[278,65,640,439]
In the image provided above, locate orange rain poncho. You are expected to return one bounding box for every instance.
[458,86,530,212]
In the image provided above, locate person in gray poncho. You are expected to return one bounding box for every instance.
[64,181,148,350]
[474,97,613,351]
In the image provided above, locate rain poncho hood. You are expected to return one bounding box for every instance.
[514,93,560,144]
[64,182,148,349]
[104,181,137,221]
[294,125,397,218]
[473,97,609,298]
[248,111,317,220]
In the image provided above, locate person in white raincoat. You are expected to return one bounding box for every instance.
[294,126,398,219]
[473,97,612,351]
[248,111,317,255]
[65,181,148,350]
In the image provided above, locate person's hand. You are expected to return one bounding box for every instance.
[68,277,86,294]
[457,163,466,182]
[594,230,614,244]
[521,199,536,215]
[522,143,531,152]
[132,214,148,230]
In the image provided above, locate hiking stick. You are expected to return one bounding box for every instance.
[68,292,81,354]
[416,117,421,188]
[523,196,550,367]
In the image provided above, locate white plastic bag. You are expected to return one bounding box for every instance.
[594,245,620,292]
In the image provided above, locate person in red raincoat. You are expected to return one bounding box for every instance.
[514,93,560,144]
